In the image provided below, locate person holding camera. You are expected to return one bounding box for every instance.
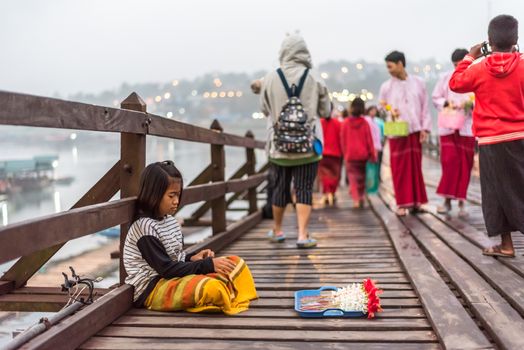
[449,14,524,258]
[432,48,476,217]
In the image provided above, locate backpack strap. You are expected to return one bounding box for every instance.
[276,68,293,98]
[294,68,310,98]
[276,68,310,98]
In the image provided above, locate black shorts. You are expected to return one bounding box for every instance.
[270,161,319,207]
[479,139,524,236]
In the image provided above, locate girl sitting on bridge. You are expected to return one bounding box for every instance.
[123,160,258,314]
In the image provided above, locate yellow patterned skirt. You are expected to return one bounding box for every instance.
[144,256,257,315]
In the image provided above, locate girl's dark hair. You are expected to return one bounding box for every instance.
[341,108,349,118]
[350,97,366,117]
[366,105,378,115]
[135,161,184,220]
[488,15,518,51]
[385,50,406,67]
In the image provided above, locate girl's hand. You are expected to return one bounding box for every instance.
[190,249,215,261]
[212,257,236,275]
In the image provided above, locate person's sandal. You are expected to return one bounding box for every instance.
[267,230,286,243]
[297,237,317,249]
[395,208,408,217]
[437,202,451,214]
[482,245,515,258]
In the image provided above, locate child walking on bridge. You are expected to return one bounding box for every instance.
[123,161,257,314]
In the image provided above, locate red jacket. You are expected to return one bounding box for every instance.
[320,117,342,157]
[340,116,376,162]
[449,52,524,145]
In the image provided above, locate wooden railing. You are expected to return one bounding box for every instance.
[0,90,268,294]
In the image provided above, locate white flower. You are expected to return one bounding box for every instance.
[331,283,368,313]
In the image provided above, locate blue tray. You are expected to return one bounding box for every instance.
[294,286,367,318]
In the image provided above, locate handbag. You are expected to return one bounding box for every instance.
[438,107,466,130]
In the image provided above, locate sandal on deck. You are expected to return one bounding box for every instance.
[297,237,317,249]
[395,208,408,217]
[482,245,515,258]
[267,230,286,243]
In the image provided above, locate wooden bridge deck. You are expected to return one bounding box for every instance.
[77,152,524,350]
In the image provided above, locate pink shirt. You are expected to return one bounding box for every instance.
[364,116,383,151]
[379,75,432,134]
[432,71,473,136]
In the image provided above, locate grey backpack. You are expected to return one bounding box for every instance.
[273,68,315,153]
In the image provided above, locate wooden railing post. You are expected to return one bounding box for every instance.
[119,92,147,284]
[245,130,258,214]
[210,119,226,235]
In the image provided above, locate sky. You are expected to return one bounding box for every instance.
[1,0,523,96]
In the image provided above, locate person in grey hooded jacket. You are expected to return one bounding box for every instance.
[260,34,331,248]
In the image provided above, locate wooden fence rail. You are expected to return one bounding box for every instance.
[0,90,267,304]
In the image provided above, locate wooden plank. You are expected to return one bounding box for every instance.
[1,160,122,288]
[126,307,427,319]
[0,91,146,133]
[210,119,227,235]
[368,195,492,350]
[417,213,524,316]
[112,315,431,330]
[404,215,524,350]
[20,285,133,350]
[80,338,441,350]
[427,212,524,278]
[0,198,135,264]
[96,326,438,343]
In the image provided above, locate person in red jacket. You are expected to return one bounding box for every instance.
[341,98,377,208]
[319,109,343,206]
[449,14,524,258]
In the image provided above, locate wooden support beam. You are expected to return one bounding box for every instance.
[209,120,226,235]
[119,92,147,285]
[186,210,262,255]
[188,163,248,222]
[245,130,258,214]
[1,161,122,290]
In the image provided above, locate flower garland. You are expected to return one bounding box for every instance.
[299,279,383,319]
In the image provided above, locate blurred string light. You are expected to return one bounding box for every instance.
[164,92,171,99]
[191,90,198,96]
[179,108,186,114]
[172,80,179,86]
[329,89,375,103]
[214,78,222,87]
[320,72,329,79]
[252,112,265,119]
[155,95,162,102]
[166,111,173,118]
[435,64,442,70]
[341,66,349,73]
[356,63,364,70]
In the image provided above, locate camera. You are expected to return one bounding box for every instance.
[481,42,491,56]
